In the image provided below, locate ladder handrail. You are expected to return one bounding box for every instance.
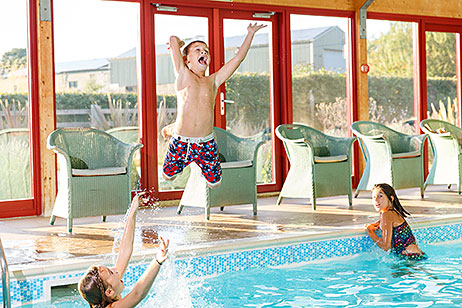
[0,239,11,308]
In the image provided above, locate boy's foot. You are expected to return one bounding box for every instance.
[207,181,221,189]
[162,173,177,181]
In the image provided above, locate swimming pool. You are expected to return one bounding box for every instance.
[11,221,462,307]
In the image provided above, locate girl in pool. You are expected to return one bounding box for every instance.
[365,183,426,260]
[78,193,169,307]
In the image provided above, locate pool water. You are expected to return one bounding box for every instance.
[24,241,462,307]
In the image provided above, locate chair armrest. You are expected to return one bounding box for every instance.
[326,136,356,157]
[116,143,143,167]
[408,134,427,153]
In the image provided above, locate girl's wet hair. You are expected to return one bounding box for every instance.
[78,266,114,308]
[373,183,410,218]
[182,40,207,57]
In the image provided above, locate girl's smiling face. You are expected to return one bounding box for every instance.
[372,188,393,212]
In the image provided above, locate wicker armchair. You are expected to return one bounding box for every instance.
[351,121,426,197]
[275,123,355,210]
[420,119,462,194]
[47,128,142,232]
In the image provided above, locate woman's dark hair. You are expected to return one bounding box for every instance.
[373,183,410,218]
[78,266,114,308]
[182,40,207,57]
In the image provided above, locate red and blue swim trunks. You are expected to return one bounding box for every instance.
[162,132,222,185]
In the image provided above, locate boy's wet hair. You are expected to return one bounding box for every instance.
[182,40,208,57]
[373,183,410,218]
[79,266,114,308]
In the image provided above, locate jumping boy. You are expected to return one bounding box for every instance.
[162,23,266,188]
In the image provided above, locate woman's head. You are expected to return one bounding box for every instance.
[79,266,124,307]
[372,183,410,218]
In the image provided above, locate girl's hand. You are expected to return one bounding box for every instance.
[247,23,267,34]
[130,192,146,212]
[156,237,169,265]
[365,223,379,232]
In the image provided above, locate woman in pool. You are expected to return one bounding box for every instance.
[78,193,169,308]
[365,183,426,260]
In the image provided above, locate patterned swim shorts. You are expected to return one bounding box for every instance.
[162,133,222,185]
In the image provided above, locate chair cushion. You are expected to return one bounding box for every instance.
[314,155,348,163]
[70,156,88,169]
[72,167,127,176]
[221,160,253,169]
[391,151,420,159]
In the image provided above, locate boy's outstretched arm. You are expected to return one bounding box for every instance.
[169,36,185,75]
[214,23,267,87]
[113,237,169,308]
[114,193,144,277]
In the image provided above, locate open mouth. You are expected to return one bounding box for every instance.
[198,56,207,66]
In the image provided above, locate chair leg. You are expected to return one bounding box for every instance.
[420,186,425,199]
[102,216,107,222]
[276,195,283,205]
[311,197,316,211]
[220,207,224,211]
[205,207,210,220]
[177,204,184,215]
[354,189,360,198]
[348,194,353,209]
[49,215,56,226]
[448,184,452,189]
[67,219,73,233]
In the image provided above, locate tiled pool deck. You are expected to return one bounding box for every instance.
[2,185,461,277]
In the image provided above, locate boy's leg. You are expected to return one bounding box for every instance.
[193,140,222,188]
[162,138,189,181]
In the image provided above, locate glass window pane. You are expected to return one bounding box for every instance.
[0,0,31,200]
[155,14,208,191]
[54,0,141,189]
[426,31,458,126]
[367,20,416,133]
[224,19,273,184]
[291,14,349,137]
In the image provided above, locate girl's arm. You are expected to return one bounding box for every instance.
[366,212,394,251]
[169,36,185,75]
[214,23,266,87]
[112,237,169,308]
[114,193,144,278]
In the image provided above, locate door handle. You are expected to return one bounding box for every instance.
[220,92,235,115]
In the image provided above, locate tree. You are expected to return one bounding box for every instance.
[367,22,456,78]
[0,48,27,71]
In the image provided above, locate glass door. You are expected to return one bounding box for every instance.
[0,0,38,217]
[152,7,281,196]
[153,7,211,193]
[220,11,278,186]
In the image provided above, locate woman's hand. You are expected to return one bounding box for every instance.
[156,237,169,265]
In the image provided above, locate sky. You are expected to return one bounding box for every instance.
[1,0,391,63]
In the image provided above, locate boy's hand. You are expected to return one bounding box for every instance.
[156,237,170,265]
[247,23,267,34]
[167,36,185,50]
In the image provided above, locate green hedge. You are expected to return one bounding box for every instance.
[1,73,457,125]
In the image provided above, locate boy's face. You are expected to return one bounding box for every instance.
[185,42,210,72]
